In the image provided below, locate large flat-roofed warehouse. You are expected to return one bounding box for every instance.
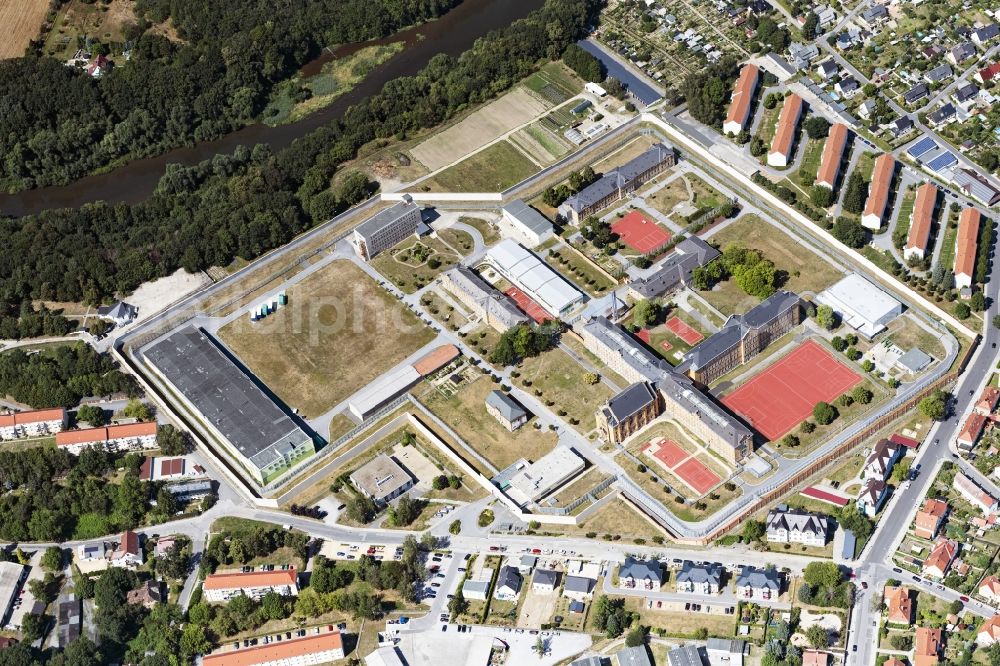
[144,326,315,485]
[814,274,902,338]
[352,195,423,261]
[439,265,529,332]
[558,143,676,224]
[504,445,585,507]
[350,453,415,505]
[485,239,584,317]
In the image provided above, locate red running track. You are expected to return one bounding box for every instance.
[612,211,672,254]
[722,340,862,441]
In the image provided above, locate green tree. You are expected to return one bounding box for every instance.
[919,390,949,421]
[156,423,189,456]
[388,497,426,527]
[782,433,800,447]
[632,299,661,328]
[804,116,830,139]
[812,401,837,425]
[954,302,971,319]
[122,399,152,421]
[20,612,46,641]
[625,626,646,647]
[741,519,766,542]
[851,386,873,404]
[449,520,462,535]
[113,471,147,529]
[806,624,829,648]
[842,172,869,214]
[802,12,819,39]
[831,217,866,248]
[811,185,834,208]
[76,404,106,426]
[346,495,378,524]
[815,304,836,330]
[448,588,468,616]
[41,546,63,572]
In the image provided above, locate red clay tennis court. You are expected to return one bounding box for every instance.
[722,340,862,441]
[612,211,672,254]
[504,286,549,324]
[675,458,721,495]
[665,316,704,345]
[643,438,687,467]
[636,328,651,344]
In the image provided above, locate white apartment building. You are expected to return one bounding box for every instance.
[0,408,66,440]
[202,568,299,603]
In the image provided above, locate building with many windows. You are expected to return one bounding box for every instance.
[767,94,803,168]
[439,265,528,332]
[202,569,299,603]
[0,408,66,441]
[766,508,829,546]
[349,454,415,506]
[723,64,760,135]
[352,195,422,261]
[954,208,981,289]
[596,381,662,444]
[56,422,158,455]
[203,629,343,666]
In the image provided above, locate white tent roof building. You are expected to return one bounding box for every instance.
[485,239,584,317]
[814,274,902,338]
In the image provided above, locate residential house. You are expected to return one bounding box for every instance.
[858,478,889,518]
[858,99,876,121]
[564,575,596,601]
[767,94,804,167]
[667,645,706,666]
[802,652,829,666]
[110,531,143,568]
[954,83,979,105]
[723,64,760,135]
[904,183,938,261]
[904,83,929,105]
[924,64,953,84]
[518,555,537,575]
[77,543,105,563]
[915,499,948,539]
[863,153,896,229]
[922,538,959,579]
[204,630,344,666]
[735,566,781,599]
[975,387,1000,416]
[766,508,829,546]
[532,569,560,593]
[706,639,746,666]
[816,60,839,80]
[618,645,654,666]
[954,471,999,513]
[494,566,522,601]
[863,439,902,481]
[955,207,982,290]
[982,576,1000,603]
[948,42,977,65]
[97,301,137,326]
[0,408,66,441]
[884,586,913,626]
[872,67,891,84]
[890,116,915,137]
[958,412,989,450]
[619,557,663,591]
[676,561,723,595]
[126,580,162,609]
[835,76,860,99]
[915,627,943,666]
[976,62,1000,84]
[928,103,956,127]
[789,42,820,69]
[859,4,888,27]
[973,24,1000,45]
[485,390,529,432]
[978,616,1000,646]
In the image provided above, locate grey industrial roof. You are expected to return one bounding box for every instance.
[952,168,1000,205]
[349,454,414,502]
[602,381,658,425]
[677,561,723,586]
[446,265,528,329]
[841,528,857,560]
[565,575,596,594]
[354,197,420,240]
[0,563,24,613]
[502,199,554,236]
[685,291,799,373]
[629,236,721,299]
[735,566,781,590]
[897,348,933,373]
[563,143,674,213]
[533,569,561,586]
[486,390,528,423]
[166,480,213,498]
[582,316,672,383]
[668,645,706,666]
[620,556,663,583]
[144,327,312,472]
[618,645,654,666]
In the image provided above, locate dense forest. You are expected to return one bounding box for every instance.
[0,343,137,408]
[1,0,463,191]
[0,0,601,308]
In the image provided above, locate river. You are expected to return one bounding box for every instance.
[0,0,544,218]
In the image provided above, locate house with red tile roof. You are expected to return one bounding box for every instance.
[980,575,1000,602]
[724,64,760,135]
[202,568,298,603]
[802,651,829,666]
[914,498,948,539]
[955,208,981,289]
[110,531,143,569]
[767,94,804,168]
[976,62,1000,84]
[922,538,958,579]
[954,471,999,513]
[884,586,913,626]
[975,386,1000,416]
[904,183,939,261]
[978,615,1000,646]
[816,123,849,189]
[958,413,989,450]
[914,626,943,666]
[202,629,344,666]
[862,154,896,230]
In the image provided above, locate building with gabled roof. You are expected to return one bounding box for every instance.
[915,499,948,539]
[884,586,913,625]
[485,390,528,432]
[915,626,943,666]
[677,561,723,595]
[977,387,1000,416]
[110,530,143,569]
[735,566,781,599]
[858,478,888,517]
[56,421,158,455]
[0,408,66,441]
[980,575,1000,602]
[862,439,902,482]
[494,566,522,601]
[862,154,896,230]
[766,508,828,546]
[564,575,596,601]
[439,265,528,333]
[954,472,998,513]
[958,413,989,450]
[802,652,828,666]
[501,199,554,247]
[978,615,1000,646]
[627,236,720,300]
[597,381,662,445]
[204,629,343,666]
[816,124,849,190]
[954,208,981,289]
[904,183,939,261]
[922,538,958,579]
[767,94,804,167]
[619,557,663,590]
[202,568,298,603]
[976,62,1000,84]
[724,64,760,135]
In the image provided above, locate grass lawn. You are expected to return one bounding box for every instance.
[756,104,784,145]
[936,209,959,272]
[590,135,659,175]
[218,259,435,418]
[371,236,461,294]
[420,290,469,332]
[855,151,876,182]
[894,187,917,245]
[561,335,631,388]
[825,454,865,486]
[546,468,611,508]
[643,176,690,218]
[422,140,539,192]
[0,436,56,452]
[459,216,500,245]
[419,376,558,472]
[514,348,614,430]
[460,325,503,367]
[543,247,616,296]
[687,173,728,212]
[522,61,583,101]
[795,139,824,187]
[621,598,738,638]
[537,497,666,542]
[437,228,475,256]
[622,307,709,366]
[328,413,356,442]
[702,214,843,315]
[883,315,947,360]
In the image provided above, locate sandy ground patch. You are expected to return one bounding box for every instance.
[0,0,48,58]
[410,88,550,171]
[128,269,212,323]
[517,586,559,629]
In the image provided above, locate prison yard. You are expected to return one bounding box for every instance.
[218,259,435,418]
